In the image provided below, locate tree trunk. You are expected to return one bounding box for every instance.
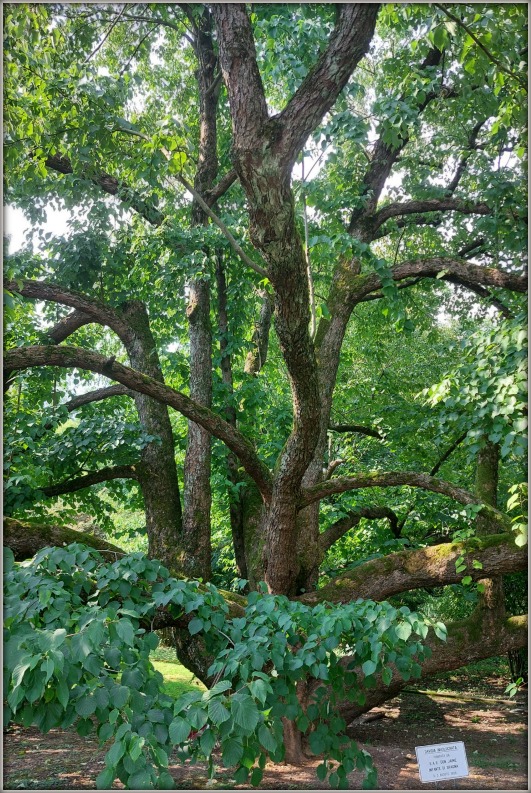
[183,279,213,580]
[120,301,183,574]
[475,440,505,621]
[181,6,221,581]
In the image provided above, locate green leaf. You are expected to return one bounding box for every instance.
[433,622,447,641]
[316,763,328,781]
[110,685,129,709]
[75,695,96,718]
[106,739,126,766]
[116,619,135,647]
[232,693,260,732]
[221,737,244,767]
[251,767,263,786]
[258,724,277,753]
[207,698,230,726]
[188,618,204,636]
[96,767,116,789]
[396,622,412,641]
[169,716,191,744]
[200,728,216,757]
[361,659,377,677]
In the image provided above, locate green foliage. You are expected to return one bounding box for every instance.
[4,544,447,789]
[421,316,527,460]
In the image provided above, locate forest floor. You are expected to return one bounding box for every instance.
[3,662,527,790]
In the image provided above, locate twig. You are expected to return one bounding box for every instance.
[83,4,127,64]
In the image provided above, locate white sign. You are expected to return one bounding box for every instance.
[415,741,469,783]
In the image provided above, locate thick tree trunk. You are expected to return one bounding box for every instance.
[120,301,183,574]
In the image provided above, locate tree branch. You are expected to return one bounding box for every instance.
[300,470,511,533]
[320,506,400,552]
[44,154,166,227]
[434,4,527,88]
[300,531,525,605]
[3,516,126,561]
[329,423,383,439]
[4,344,273,501]
[445,119,486,195]
[348,48,446,233]
[42,464,139,497]
[371,198,491,233]
[65,384,134,411]
[347,257,527,306]
[339,613,527,723]
[48,310,93,344]
[5,279,135,347]
[276,3,380,168]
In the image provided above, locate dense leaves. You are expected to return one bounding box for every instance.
[4,544,445,789]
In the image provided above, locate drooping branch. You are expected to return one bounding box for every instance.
[329,423,383,439]
[347,257,527,306]
[4,344,273,500]
[5,279,135,347]
[320,506,400,552]
[433,4,527,89]
[300,531,526,605]
[442,275,513,319]
[339,613,527,723]
[48,310,93,344]
[42,464,139,498]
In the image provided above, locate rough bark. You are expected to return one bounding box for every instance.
[119,301,184,574]
[183,279,213,580]
[215,1,373,593]
[299,532,526,606]
[215,255,247,580]
[3,516,125,561]
[180,6,221,582]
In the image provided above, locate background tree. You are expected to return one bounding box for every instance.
[4,2,527,787]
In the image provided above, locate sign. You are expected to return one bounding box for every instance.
[415,741,469,783]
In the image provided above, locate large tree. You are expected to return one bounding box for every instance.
[4,2,527,786]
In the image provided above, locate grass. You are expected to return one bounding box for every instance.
[151,657,205,699]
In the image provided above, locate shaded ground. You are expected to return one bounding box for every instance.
[4,683,527,790]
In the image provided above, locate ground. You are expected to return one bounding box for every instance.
[3,658,527,790]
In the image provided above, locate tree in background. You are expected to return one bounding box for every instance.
[4,3,527,788]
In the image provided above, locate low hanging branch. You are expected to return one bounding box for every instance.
[4,344,273,501]
[300,531,526,605]
[3,516,125,561]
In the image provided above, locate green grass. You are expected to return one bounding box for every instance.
[151,658,205,699]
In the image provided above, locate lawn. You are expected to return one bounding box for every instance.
[151,652,206,699]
